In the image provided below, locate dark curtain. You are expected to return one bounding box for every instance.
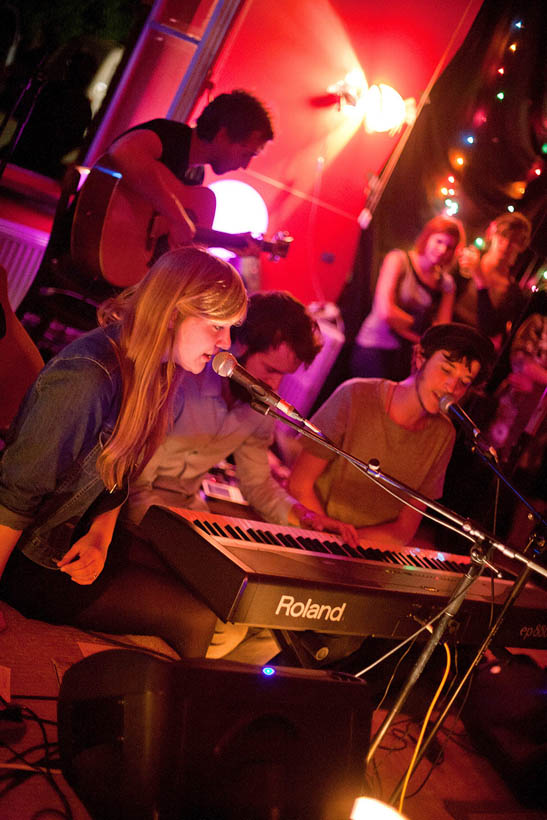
[337,0,547,360]
[325,0,547,540]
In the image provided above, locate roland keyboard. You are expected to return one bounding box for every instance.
[138,505,547,648]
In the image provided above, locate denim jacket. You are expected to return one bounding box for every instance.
[0,325,124,568]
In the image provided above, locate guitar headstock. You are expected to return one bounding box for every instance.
[265,230,293,261]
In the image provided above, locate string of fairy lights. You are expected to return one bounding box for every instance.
[435,15,545,273]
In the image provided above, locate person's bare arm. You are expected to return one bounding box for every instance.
[288,450,360,546]
[459,245,485,287]
[57,505,122,585]
[355,502,424,546]
[288,450,327,513]
[374,251,420,343]
[289,450,424,547]
[434,280,455,325]
[107,129,196,246]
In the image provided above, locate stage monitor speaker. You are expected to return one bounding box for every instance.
[58,649,371,820]
[462,654,547,808]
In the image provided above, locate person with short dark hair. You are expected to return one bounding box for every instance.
[195,89,274,146]
[105,89,274,249]
[126,290,323,528]
[350,216,465,382]
[289,323,496,547]
[454,211,532,348]
[231,289,320,367]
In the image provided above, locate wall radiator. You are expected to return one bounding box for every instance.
[0,218,49,310]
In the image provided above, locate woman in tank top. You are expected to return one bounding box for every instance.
[351,215,465,381]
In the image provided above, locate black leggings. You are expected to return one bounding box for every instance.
[0,527,217,658]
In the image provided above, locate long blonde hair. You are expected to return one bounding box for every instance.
[96,247,247,490]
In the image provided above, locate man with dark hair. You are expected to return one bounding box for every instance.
[289,322,496,547]
[105,89,274,248]
[195,89,274,147]
[231,290,321,367]
[126,290,323,528]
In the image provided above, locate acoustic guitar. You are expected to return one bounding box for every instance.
[71,165,292,287]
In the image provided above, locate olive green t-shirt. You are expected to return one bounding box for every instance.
[301,379,455,528]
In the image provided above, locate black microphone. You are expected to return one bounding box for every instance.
[212,351,321,433]
[439,394,498,461]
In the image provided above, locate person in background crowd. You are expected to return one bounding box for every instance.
[486,310,547,467]
[351,216,465,382]
[454,211,532,350]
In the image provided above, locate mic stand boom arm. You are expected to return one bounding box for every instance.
[465,429,546,528]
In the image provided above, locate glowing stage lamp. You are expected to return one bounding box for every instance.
[326,69,367,108]
[351,796,408,818]
[207,180,269,259]
[364,84,414,134]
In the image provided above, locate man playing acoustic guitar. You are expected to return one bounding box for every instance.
[67,89,278,287]
[16,91,274,357]
[104,89,274,248]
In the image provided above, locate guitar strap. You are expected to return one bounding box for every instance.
[183,165,205,185]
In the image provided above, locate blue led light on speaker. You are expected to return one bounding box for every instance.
[262,666,276,676]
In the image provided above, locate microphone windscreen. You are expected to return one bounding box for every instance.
[439,394,456,415]
[212,351,236,378]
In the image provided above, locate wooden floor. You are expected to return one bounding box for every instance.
[1,599,546,820]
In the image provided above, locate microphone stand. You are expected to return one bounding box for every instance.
[387,440,546,805]
[466,434,547,527]
[388,524,545,806]
[249,399,547,784]
[0,57,48,182]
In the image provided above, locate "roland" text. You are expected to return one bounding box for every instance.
[275,595,346,622]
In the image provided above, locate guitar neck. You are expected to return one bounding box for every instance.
[194,226,274,254]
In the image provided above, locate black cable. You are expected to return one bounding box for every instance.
[0,701,73,820]
[78,628,179,661]
[373,636,418,713]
